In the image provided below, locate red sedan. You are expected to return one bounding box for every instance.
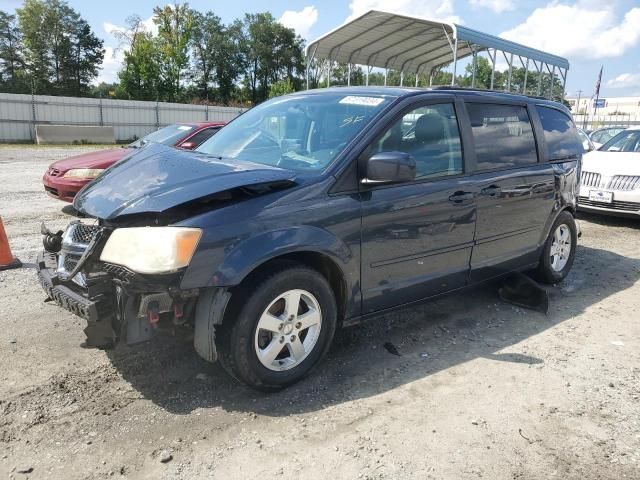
[43,122,225,202]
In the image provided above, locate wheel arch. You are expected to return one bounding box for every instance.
[229,250,350,325]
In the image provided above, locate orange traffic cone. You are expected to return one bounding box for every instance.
[0,217,21,271]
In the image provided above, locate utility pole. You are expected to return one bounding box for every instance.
[575,89,584,128]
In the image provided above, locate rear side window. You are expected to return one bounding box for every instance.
[466,103,537,170]
[182,127,220,147]
[536,106,583,160]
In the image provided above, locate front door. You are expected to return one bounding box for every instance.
[463,102,543,281]
[360,101,476,314]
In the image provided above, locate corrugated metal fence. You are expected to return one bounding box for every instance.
[0,92,245,143]
[573,114,640,132]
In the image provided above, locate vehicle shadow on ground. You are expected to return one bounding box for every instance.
[577,211,640,230]
[105,244,639,416]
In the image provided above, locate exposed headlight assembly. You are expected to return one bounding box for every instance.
[63,168,105,179]
[100,227,202,274]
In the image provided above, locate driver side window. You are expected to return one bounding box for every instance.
[371,103,463,180]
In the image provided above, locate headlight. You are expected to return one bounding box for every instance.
[63,168,104,179]
[100,227,202,274]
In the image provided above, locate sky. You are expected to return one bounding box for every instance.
[2,0,640,98]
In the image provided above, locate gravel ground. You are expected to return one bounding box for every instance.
[1,146,639,480]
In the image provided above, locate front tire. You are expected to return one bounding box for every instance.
[217,264,337,391]
[537,211,577,284]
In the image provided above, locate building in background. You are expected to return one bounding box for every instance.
[566,96,640,130]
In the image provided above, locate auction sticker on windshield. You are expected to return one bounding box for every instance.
[339,96,385,107]
[589,190,613,203]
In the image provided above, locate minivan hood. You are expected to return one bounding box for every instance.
[74,143,296,220]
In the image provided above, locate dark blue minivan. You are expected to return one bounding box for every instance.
[37,87,583,390]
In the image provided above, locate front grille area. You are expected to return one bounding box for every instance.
[102,262,135,279]
[581,171,601,187]
[579,198,640,212]
[44,186,59,197]
[48,167,62,177]
[70,223,100,245]
[63,254,80,272]
[607,175,640,191]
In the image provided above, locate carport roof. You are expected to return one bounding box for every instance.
[305,10,570,75]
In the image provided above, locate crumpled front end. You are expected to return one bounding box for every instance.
[36,221,203,349]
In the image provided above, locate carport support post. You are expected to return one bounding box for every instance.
[471,50,477,88]
[451,36,458,86]
[523,58,530,94]
[536,62,543,96]
[506,52,514,92]
[489,49,496,90]
[306,44,319,90]
[549,65,556,100]
[384,68,388,86]
[400,71,404,86]
[365,66,370,86]
[347,63,351,86]
[326,59,331,88]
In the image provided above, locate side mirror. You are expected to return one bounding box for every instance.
[180,141,196,150]
[362,151,416,185]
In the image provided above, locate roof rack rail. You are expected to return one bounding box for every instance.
[429,85,559,102]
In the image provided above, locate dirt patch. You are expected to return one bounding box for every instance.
[1,147,639,479]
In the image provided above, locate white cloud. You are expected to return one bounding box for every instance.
[347,0,461,24]
[279,6,319,39]
[103,15,157,39]
[501,4,640,59]
[96,15,157,85]
[469,0,514,14]
[96,46,125,84]
[607,72,640,89]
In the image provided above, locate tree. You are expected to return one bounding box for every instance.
[17,0,103,95]
[331,63,365,86]
[268,78,294,98]
[153,3,193,101]
[239,13,304,103]
[63,18,104,95]
[190,11,223,100]
[306,57,328,89]
[116,31,162,100]
[458,56,499,89]
[214,19,246,104]
[0,11,26,92]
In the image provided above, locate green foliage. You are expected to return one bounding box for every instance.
[0,11,26,92]
[268,78,295,98]
[1,1,571,106]
[153,3,193,101]
[15,0,103,95]
[239,12,304,103]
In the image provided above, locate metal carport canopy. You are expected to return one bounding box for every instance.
[306,10,569,91]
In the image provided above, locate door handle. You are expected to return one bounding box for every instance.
[480,185,502,196]
[448,191,474,203]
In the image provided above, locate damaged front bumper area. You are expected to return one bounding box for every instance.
[36,222,205,349]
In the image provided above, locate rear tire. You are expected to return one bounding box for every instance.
[217,263,337,391]
[537,211,577,284]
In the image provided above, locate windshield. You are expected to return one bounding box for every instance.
[129,124,195,148]
[196,93,395,172]
[599,130,640,152]
[591,127,624,144]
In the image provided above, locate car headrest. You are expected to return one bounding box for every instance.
[415,112,445,144]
